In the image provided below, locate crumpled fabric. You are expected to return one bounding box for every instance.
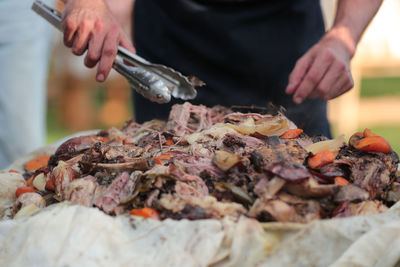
[0,204,266,267]
[0,202,400,267]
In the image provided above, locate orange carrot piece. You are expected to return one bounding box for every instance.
[123,138,134,145]
[154,154,172,165]
[308,150,336,169]
[26,175,35,187]
[96,136,109,143]
[15,187,36,198]
[24,155,50,172]
[354,136,391,154]
[8,169,19,174]
[279,129,303,139]
[363,128,379,137]
[130,208,159,219]
[334,176,350,186]
[166,139,174,146]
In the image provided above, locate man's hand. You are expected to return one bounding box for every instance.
[285,28,354,104]
[286,0,382,104]
[62,0,135,82]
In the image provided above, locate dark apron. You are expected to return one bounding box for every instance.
[133,0,331,137]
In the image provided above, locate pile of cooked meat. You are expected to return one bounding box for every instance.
[12,103,400,223]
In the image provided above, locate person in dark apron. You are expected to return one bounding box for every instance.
[133,0,330,137]
[61,0,382,138]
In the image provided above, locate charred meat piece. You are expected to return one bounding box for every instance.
[319,163,346,178]
[264,163,311,183]
[333,184,369,203]
[255,140,308,166]
[49,135,106,166]
[336,146,398,199]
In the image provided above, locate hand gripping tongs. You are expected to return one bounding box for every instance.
[32,0,203,103]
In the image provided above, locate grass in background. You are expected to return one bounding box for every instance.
[46,106,73,145]
[360,77,400,98]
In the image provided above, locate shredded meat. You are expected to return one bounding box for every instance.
[18,103,399,223]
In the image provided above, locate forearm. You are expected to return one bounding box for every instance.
[330,0,383,57]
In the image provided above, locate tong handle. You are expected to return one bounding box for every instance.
[32,1,62,31]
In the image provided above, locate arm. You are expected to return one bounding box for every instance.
[61,0,135,82]
[285,0,383,104]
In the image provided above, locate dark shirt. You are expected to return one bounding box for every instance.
[132,0,331,137]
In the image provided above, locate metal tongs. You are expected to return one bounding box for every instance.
[32,0,203,103]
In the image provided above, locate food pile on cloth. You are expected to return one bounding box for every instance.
[1,102,400,267]
[3,102,399,223]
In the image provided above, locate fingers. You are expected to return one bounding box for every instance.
[85,30,106,68]
[71,21,92,56]
[63,16,77,48]
[292,50,335,104]
[308,60,346,99]
[119,33,136,54]
[96,29,119,82]
[286,54,313,95]
[324,70,354,100]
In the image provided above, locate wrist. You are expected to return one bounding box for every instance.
[324,26,357,59]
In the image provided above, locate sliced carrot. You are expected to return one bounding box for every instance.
[130,208,159,219]
[24,155,50,172]
[166,139,174,146]
[154,154,172,165]
[123,138,134,145]
[96,136,109,143]
[334,176,350,186]
[15,187,36,198]
[8,169,19,174]
[354,136,391,154]
[308,150,336,169]
[279,129,303,139]
[26,175,35,187]
[363,128,379,138]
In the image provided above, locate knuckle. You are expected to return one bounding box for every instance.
[103,47,116,58]
[72,48,83,56]
[64,17,75,30]
[87,50,99,62]
[324,49,335,61]
[308,72,319,84]
[109,23,120,33]
[347,80,354,89]
[335,61,346,71]
[84,57,96,68]
[64,38,72,48]
[80,20,90,32]
[94,21,104,32]
[316,85,327,94]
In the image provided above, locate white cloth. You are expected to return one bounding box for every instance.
[0,0,54,169]
[1,202,400,267]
